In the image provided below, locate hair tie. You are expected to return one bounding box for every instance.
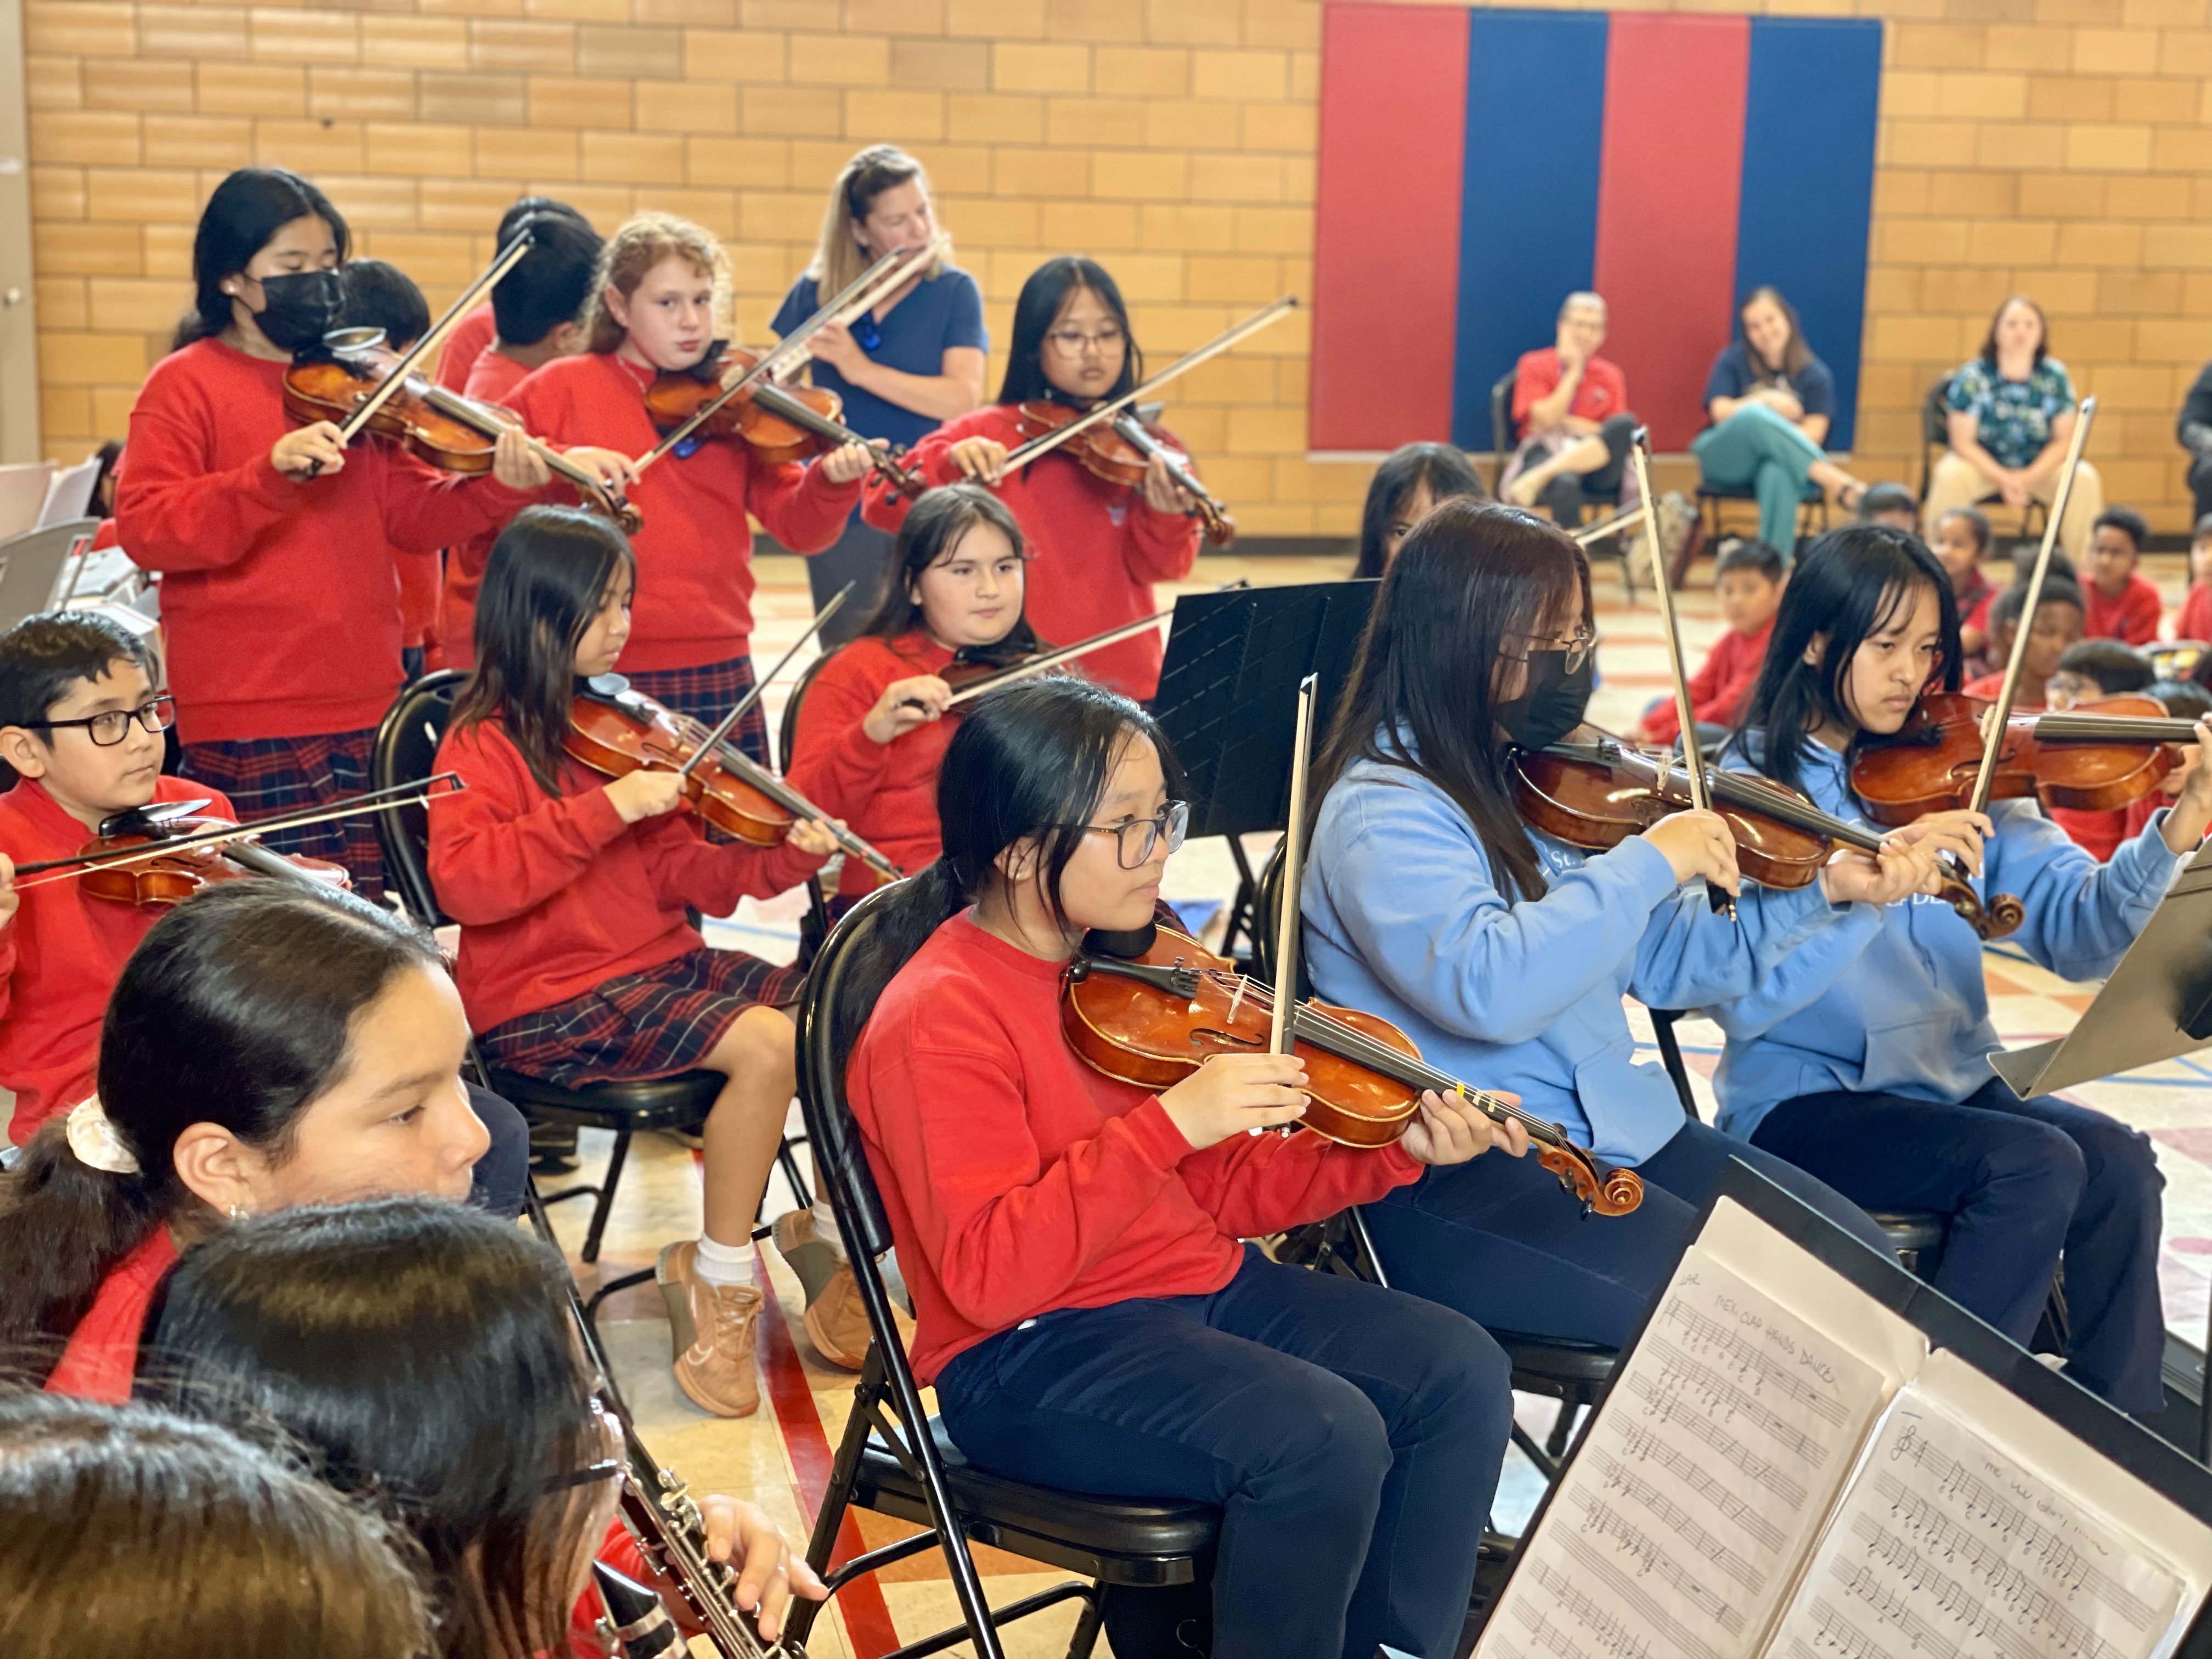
[64,1096,140,1176]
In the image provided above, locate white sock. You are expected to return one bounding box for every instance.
[810,1197,850,1262]
[693,1233,756,1286]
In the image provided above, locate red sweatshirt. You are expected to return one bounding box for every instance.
[862,407,1198,700]
[0,775,237,1143]
[435,302,496,392]
[1641,617,1773,744]
[44,1228,178,1402]
[428,717,825,1032]
[115,338,530,742]
[849,912,1425,1384]
[2084,571,2162,645]
[786,633,957,898]
[506,353,861,672]
[2180,583,2212,644]
[439,347,538,670]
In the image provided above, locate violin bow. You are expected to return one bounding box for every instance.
[12,775,466,889]
[998,296,1300,476]
[934,610,1172,708]
[629,243,923,479]
[673,584,853,782]
[1626,430,1733,920]
[1966,396,2098,819]
[772,232,952,382]
[1269,673,1318,1060]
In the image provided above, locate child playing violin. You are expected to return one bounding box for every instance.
[429,506,839,1418]
[1712,526,2212,1415]
[504,211,874,755]
[840,674,1520,1659]
[338,257,441,677]
[787,483,1032,905]
[111,168,617,898]
[860,257,1203,702]
[1298,502,1959,1351]
[0,612,225,1146]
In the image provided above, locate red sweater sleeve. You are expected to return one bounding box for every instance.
[428,726,634,926]
[2180,584,2212,642]
[742,454,864,556]
[375,450,534,557]
[860,425,967,534]
[2125,577,2162,646]
[863,1029,1199,1332]
[633,811,826,915]
[1179,1132,1422,1242]
[785,661,894,823]
[118,392,302,572]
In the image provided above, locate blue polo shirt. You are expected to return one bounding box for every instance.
[1703,340,1837,424]
[770,267,989,453]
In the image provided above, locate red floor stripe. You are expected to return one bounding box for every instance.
[754,1255,903,1657]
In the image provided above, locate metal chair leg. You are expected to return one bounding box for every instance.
[580,1128,631,1265]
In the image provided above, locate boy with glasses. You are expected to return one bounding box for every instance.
[0,611,221,1145]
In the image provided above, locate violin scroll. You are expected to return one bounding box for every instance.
[1530,1139,1644,1218]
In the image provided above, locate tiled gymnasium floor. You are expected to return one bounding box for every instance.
[532,541,2212,1657]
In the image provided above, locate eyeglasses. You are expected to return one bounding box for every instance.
[25,695,176,747]
[541,1398,623,1494]
[1063,799,1189,869]
[1044,326,1126,358]
[1503,629,1599,675]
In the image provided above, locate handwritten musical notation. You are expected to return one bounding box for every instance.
[1475,1247,1889,1659]
[1764,1397,2186,1659]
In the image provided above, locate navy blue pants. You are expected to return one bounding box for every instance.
[935,1246,1511,1659]
[1750,1080,2166,1413]
[1362,1118,1893,1351]
[464,1082,529,1220]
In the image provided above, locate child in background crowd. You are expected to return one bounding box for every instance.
[1964,579,2086,709]
[2045,638,2158,860]
[1931,506,1995,662]
[2177,515,2212,643]
[2083,507,2160,646]
[1641,540,1782,747]
[1855,483,1919,534]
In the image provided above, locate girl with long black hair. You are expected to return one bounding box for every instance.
[1351,441,1487,579]
[430,505,837,1420]
[0,879,496,1403]
[110,168,614,896]
[1297,501,1961,1350]
[859,257,1204,699]
[1711,524,2212,1415]
[138,1198,824,1659]
[838,675,1521,1659]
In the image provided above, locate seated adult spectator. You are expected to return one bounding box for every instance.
[1353,442,1488,578]
[1923,296,2103,560]
[2177,358,2212,523]
[1503,292,1637,527]
[1855,482,1918,534]
[1690,287,1870,558]
[2083,507,2160,645]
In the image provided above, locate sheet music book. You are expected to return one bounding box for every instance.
[1476,1198,2212,1659]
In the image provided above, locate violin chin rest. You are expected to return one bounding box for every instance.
[1082,922,1158,961]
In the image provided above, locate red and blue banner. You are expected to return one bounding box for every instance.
[1309,4,1882,454]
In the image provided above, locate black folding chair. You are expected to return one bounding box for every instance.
[1918,375,2049,545]
[370,673,808,1320]
[774,646,842,973]
[786,883,1220,1659]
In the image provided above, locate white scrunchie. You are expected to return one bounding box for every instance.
[64,1096,139,1176]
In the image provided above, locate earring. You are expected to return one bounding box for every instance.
[227,1202,250,1221]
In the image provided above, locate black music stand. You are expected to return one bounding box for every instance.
[1150,580,1378,957]
[1984,838,2212,1463]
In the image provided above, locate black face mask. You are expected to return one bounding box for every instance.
[251,270,345,352]
[1497,648,1594,753]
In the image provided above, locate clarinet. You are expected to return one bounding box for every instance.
[612,1413,804,1659]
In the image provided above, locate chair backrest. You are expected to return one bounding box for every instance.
[775,647,840,966]
[776,645,837,777]
[795,880,907,1262]
[1250,838,1317,1001]
[1489,369,1519,491]
[1918,376,1956,500]
[370,669,467,928]
[0,518,101,630]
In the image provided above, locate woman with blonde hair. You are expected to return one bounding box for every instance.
[505,211,876,751]
[772,145,989,645]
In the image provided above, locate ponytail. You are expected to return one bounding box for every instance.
[830,678,1180,1075]
[0,882,442,1370]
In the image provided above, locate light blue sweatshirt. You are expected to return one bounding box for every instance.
[1708,736,2183,1139]
[1301,750,1884,1165]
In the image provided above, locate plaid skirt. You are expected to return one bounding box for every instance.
[476,946,802,1088]
[624,654,770,766]
[179,727,384,901]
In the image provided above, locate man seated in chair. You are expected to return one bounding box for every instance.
[1503,292,1638,527]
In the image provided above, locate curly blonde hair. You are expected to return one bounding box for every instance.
[584,211,729,354]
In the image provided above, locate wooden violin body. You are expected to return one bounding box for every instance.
[565,680,796,848]
[1853,693,2175,826]
[1062,924,1642,1215]
[78,812,352,907]
[641,348,925,496]
[1011,402,1235,544]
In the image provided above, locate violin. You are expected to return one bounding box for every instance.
[638,347,925,498]
[284,330,642,531]
[1063,922,1643,1215]
[1514,735,2019,940]
[1852,693,2184,826]
[565,676,901,884]
[1007,402,1234,545]
[75,806,352,907]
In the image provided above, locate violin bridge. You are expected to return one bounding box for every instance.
[1226,979,1248,1025]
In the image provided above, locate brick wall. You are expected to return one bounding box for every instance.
[20,0,2212,537]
